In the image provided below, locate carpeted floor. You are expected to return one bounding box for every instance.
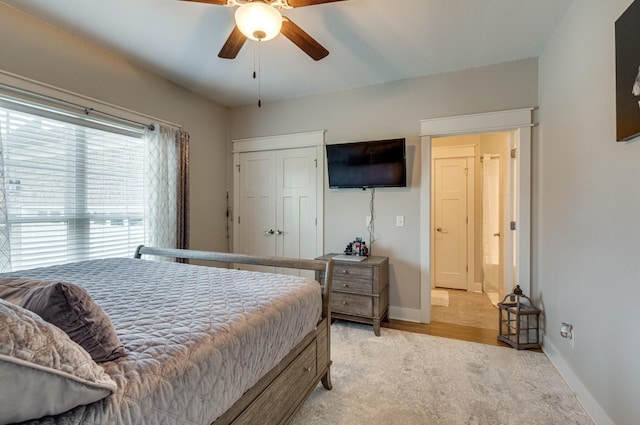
[431,289,499,330]
[290,322,593,425]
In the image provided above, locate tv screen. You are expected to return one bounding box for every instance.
[326,138,406,189]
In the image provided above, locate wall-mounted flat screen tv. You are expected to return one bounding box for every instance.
[326,138,406,189]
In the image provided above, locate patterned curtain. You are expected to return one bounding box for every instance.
[144,125,178,252]
[143,125,190,258]
[0,133,11,272]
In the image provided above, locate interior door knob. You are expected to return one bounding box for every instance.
[276,230,284,235]
[266,229,275,235]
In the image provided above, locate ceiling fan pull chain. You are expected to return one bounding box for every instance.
[258,40,262,108]
[251,41,261,107]
[253,41,257,80]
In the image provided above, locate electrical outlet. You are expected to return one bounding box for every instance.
[365,216,371,227]
[561,322,575,348]
[396,215,405,227]
[570,328,575,349]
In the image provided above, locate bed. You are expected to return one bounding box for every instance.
[0,246,334,425]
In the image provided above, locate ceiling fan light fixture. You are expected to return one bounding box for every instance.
[235,1,283,42]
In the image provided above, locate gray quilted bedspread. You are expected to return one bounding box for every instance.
[5,258,322,425]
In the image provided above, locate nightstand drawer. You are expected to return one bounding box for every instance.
[331,292,373,317]
[317,269,373,294]
[329,264,374,294]
[333,264,373,281]
[331,276,373,294]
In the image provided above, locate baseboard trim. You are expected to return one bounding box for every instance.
[469,281,483,293]
[389,306,422,323]
[543,337,614,425]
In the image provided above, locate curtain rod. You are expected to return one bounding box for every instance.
[1,84,157,131]
[0,70,181,130]
[82,106,155,131]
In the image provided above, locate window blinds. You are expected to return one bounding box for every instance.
[0,100,145,270]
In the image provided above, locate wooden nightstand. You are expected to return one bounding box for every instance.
[315,254,389,336]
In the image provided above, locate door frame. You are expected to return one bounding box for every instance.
[431,145,476,292]
[232,131,326,258]
[419,109,533,323]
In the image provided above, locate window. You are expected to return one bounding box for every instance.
[0,101,145,270]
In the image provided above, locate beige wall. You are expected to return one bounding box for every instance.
[0,4,230,253]
[6,1,631,422]
[229,59,538,318]
[538,0,639,423]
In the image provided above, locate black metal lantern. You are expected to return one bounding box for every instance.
[498,285,541,350]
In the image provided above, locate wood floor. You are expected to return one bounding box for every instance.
[382,319,508,347]
[381,319,543,353]
[380,290,539,350]
[380,288,507,347]
[430,289,498,330]
[380,288,543,350]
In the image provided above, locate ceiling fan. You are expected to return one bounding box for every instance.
[182,0,346,61]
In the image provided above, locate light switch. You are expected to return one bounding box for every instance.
[396,215,405,227]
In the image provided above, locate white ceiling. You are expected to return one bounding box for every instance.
[2,0,572,108]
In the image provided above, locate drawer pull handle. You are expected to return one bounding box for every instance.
[304,367,312,372]
[343,283,349,288]
[342,301,347,305]
[342,270,349,274]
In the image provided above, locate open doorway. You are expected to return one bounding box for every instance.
[418,109,533,325]
[430,133,511,330]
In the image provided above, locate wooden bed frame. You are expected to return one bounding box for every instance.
[133,246,334,425]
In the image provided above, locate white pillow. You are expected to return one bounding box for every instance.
[0,298,117,423]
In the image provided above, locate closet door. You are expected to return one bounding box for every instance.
[238,150,277,272]
[276,147,317,277]
[236,146,317,276]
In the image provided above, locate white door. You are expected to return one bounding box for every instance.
[276,147,317,277]
[238,150,277,272]
[237,147,317,276]
[481,154,502,298]
[499,134,517,299]
[433,157,468,290]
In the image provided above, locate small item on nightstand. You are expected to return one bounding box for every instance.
[344,237,368,256]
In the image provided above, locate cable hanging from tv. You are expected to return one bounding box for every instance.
[367,188,376,255]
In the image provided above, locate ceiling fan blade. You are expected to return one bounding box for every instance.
[287,0,346,7]
[280,17,329,61]
[181,0,228,5]
[218,26,247,59]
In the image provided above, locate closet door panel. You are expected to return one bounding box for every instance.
[238,151,277,273]
[276,147,317,277]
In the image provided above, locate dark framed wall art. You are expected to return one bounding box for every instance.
[615,0,640,142]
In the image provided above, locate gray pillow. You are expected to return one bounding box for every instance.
[0,277,126,362]
[0,298,117,423]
